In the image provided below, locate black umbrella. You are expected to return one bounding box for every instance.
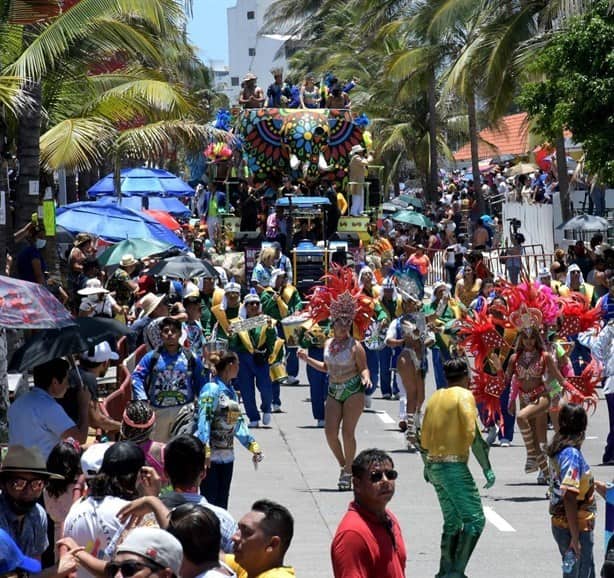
[146,255,217,279]
[9,317,134,371]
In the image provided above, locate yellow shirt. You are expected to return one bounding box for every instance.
[225,555,296,578]
[421,387,477,459]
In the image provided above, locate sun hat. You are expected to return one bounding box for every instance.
[350,144,365,156]
[117,528,183,576]
[138,293,166,317]
[73,233,92,247]
[0,445,63,479]
[120,254,138,267]
[100,441,145,476]
[243,72,257,82]
[0,528,42,574]
[77,278,109,296]
[81,341,119,364]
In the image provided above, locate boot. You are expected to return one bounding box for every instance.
[435,532,459,577]
[451,530,481,577]
[519,422,539,473]
[536,443,550,484]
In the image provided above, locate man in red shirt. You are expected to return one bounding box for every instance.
[331,448,407,578]
[408,244,431,278]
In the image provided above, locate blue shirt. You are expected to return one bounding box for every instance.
[132,348,207,408]
[0,493,48,557]
[8,387,75,460]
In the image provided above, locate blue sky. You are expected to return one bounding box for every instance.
[187,0,235,64]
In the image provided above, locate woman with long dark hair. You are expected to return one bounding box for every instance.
[547,404,597,578]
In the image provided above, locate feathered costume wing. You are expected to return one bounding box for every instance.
[392,263,424,299]
[558,293,602,338]
[565,358,602,412]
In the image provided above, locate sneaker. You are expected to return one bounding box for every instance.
[248,420,259,428]
[499,439,511,448]
[486,425,499,446]
[364,395,372,409]
[316,419,325,428]
[382,393,392,400]
[272,404,282,413]
[262,413,272,426]
[392,393,399,400]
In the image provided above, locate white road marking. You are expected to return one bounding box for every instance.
[377,411,396,424]
[484,506,516,532]
[586,436,598,440]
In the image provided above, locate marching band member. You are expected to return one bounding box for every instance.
[378,279,404,399]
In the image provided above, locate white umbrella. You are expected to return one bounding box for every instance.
[556,214,610,231]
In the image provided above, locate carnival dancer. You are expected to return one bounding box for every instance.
[196,351,263,508]
[385,293,431,450]
[424,281,461,390]
[420,357,495,578]
[260,268,303,402]
[234,291,279,428]
[358,266,387,408]
[297,266,373,490]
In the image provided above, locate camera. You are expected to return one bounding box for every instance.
[507,218,521,234]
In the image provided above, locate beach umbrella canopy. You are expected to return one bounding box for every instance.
[507,162,539,177]
[87,167,195,198]
[146,255,217,280]
[0,275,76,329]
[556,214,610,231]
[94,196,191,218]
[9,317,133,371]
[97,238,178,267]
[56,201,187,247]
[391,210,434,228]
[144,210,181,232]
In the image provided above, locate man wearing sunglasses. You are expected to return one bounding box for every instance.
[107,527,182,578]
[331,448,407,578]
[420,357,495,578]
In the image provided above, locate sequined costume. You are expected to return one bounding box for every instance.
[420,387,494,578]
[324,337,365,403]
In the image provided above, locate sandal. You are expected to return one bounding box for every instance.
[524,458,538,473]
[338,472,352,491]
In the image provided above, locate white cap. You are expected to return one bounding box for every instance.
[80,442,113,477]
[81,341,119,364]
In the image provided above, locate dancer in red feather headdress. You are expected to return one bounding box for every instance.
[298,266,374,491]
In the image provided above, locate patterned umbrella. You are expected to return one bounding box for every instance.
[0,276,75,329]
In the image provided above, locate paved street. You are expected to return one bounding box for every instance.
[226,362,612,578]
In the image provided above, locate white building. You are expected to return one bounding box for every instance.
[226,0,290,103]
[208,59,233,100]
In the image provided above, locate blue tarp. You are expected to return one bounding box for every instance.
[94,196,191,218]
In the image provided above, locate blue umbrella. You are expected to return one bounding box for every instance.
[56,201,188,247]
[87,167,195,197]
[94,196,191,218]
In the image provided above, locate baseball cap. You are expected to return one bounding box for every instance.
[80,442,113,478]
[0,528,42,574]
[100,441,145,476]
[81,341,119,364]
[116,528,183,576]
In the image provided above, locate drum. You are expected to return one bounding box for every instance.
[281,315,308,348]
[269,362,288,382]
[364,321,386,351]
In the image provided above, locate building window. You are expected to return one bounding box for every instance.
[247,10,255,19]
[231,76,239,87]
[248,48,256,56]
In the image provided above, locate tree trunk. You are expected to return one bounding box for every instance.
[555,134,570,221]
[15,81,42,229]
[427,66,439,202]
[467,90,483,214]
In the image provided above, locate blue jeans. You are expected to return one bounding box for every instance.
[379,347,394,396]
[432,348,449,390]
[552,525,595,578]
[237,351,272,422]
[307,347,327,420]
[498,383,516,442]
[365,348,380,396]
[200,460,234,510]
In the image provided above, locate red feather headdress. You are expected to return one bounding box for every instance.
[306,265,374,338]
[500,280,559,327]
[558,293,602,338]
[564,359,602,413]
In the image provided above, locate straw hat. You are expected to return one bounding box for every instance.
[77,278,109,296]
[138,293,166,317]
[350,144,365,156]
[0,445,63,479]
[73,233,92,247]
[244,72,257,82]
[120,254,138,268]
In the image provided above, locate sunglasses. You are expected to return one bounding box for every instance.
[7,478,46,492]
[105,560,164,578]
[369,469,398,483]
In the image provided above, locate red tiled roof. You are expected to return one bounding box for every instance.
[453,112,530,162]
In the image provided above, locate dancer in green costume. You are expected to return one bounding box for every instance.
[420,357,495,578]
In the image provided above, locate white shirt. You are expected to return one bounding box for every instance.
[8,387,75,460]
[63,496,129,578]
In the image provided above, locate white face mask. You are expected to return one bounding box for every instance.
[35,239,47,249]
